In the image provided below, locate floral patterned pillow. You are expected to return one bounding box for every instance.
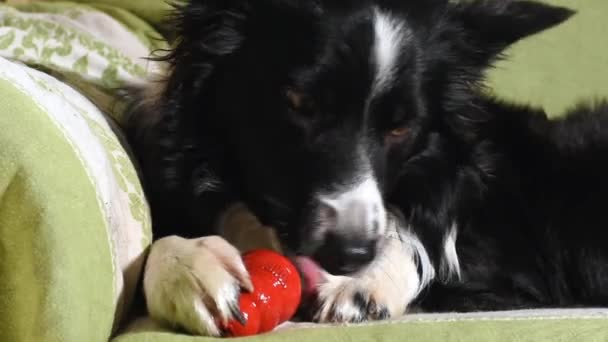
[0,3,160,341]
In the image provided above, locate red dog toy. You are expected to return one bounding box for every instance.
[221,250,302,337]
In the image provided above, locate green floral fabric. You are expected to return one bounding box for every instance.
[0,71,116,342]
[41,0,173,29]
[0,2,166,122]
[0,2,156,341]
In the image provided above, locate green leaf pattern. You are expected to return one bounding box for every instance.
[73,54,88,74]
[0,5,154,247]
[0,30,14,49]
[0,6,148,91]
[24,68,153,249]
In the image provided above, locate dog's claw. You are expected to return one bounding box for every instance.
[230,304,247,326]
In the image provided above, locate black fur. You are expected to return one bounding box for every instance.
[127,0,608,316]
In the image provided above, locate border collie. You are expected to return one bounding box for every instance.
[126,0,608,336]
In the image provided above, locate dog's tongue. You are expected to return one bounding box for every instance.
[294,256,323,298]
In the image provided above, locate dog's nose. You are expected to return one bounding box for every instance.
[314,232,377,275]
[312,175,386,275]
[312,199,381,275]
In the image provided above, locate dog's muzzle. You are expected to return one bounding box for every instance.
[311,176,387,275]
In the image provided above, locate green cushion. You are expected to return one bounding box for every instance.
[114,310,608,342]
[0,3,154,341]
[0,54,152,341]
[0,68,115,342]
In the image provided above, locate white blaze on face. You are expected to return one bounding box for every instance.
[307,8,412,274]
[315,140,386,240]
[319,173,387,238]
[371,8,410,97]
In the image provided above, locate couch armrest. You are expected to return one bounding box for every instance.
[0,55,151,342]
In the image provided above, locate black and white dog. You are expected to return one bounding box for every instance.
[127,0,608,336]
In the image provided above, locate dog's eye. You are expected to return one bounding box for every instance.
[286,88,304,111]
[385,126,410,144]
[286,88,317,122]
[390,127,409,137]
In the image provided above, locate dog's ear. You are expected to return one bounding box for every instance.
[129,0,319,193]
[433,1,573,141]
[452,0,574,63]
[164,0,248,90]
[161,0,320,96]
[124,0,250,195]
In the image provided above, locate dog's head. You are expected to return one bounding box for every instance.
[143,0,572,275]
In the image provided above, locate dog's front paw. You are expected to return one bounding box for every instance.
[313,274,392,323]
[143,235,253,336]
[312,214,425,324]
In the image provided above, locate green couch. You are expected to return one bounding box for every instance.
[0,0,606,341]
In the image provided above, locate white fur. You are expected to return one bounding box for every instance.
[440,223,461,282]
[399,228,436,294]
[315,140,387,240]
[371,8,410,96]
[319,172,387,238]
[386,210,436,296]
[143,235,252,336]
[193,170,222,196]
[314,209,434,322]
